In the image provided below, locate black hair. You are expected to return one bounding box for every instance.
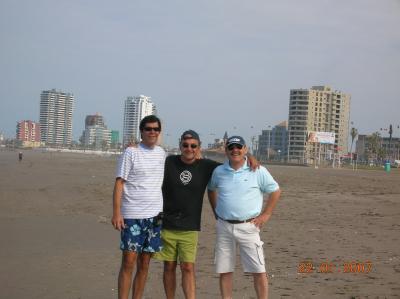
[139,115,162,131]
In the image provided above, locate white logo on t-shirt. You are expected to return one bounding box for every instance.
[180,170,192,185]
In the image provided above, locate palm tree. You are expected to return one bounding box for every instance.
[350,127,358,157]
[101,139,109,151]
[366,132,383,163]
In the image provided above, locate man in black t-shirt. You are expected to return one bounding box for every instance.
[154,130,219,299]
[154,130,258,299]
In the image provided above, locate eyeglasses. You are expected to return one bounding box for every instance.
[182,143,198,149]
[227,144,243,151]
[143,127,161,132]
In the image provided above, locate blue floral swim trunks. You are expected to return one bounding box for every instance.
[120,217,162,253]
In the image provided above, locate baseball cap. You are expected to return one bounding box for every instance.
[180,130,200,142]
[226,136,246,147]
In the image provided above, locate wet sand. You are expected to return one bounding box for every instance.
[0,149,399,298]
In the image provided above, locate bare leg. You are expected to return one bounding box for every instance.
[132,253,151,299]
[253,272,268,299]
[163,261,177,299]
[118,251,138,299]
[219,272,233,299]
[180,262,195,299]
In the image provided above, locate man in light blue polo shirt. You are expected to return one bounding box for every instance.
[208,135,281,299]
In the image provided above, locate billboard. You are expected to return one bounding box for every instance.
[308,131,335,144]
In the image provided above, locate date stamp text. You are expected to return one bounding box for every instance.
[298,261,373,274]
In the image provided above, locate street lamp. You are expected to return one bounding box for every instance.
[250,125,256,156]
[267,125,272,161]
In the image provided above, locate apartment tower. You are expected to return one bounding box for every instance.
[81,113,111,150]
[258,121,288,160]
[122,95,156,146]
[39,89,74,146]
[85,114,105,127]
[16,120,41,147]
[287,86,350,163]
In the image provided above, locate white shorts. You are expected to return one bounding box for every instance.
[214,219,266,273]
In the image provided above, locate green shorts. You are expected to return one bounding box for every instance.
[154,229,198,263]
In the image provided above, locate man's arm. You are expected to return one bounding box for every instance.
[251,188,281,228]
[246,154,260,171]
[111,178,126,231]
[195,149,203,160]
[207,190,218,220]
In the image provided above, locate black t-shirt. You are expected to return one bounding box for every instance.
[162,155,220,231]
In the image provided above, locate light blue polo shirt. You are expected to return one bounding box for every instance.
[208,160,279,221]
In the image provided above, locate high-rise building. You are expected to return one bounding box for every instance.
[81,113,111,150]
[258,121,288,160]
[122,95,156,146]
[85,114,105,127]
[16,120,41,147]
[287,86,350,163]
[39,89,74,146]
[111,130,120,148]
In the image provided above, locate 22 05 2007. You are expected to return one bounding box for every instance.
[298,261,373,274]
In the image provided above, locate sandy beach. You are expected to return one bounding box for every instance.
[0,149,399,299]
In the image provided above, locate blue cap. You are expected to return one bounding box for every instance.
[226,136,246,147]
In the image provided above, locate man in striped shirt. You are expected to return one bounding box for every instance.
[112,115,166,299]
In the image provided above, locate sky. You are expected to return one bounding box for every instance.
[1,0,399,147]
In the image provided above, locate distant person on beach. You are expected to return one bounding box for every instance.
[154,130,259,299]
[111,115,166,299]
[18,152,23,162]
[208,136,281,299]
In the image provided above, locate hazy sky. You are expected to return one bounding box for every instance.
[1,0,399,146]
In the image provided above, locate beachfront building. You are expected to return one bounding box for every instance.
[208,138,225,150]
[207,132,228,150]
[258,121,288,161]
[356,134,400,163]
[39,89,74,146]
[81,113,111,150]
[122,95,156,146]
[85,113,105,127]
[16,120,42,147]
[287,86,350,164]
[111,130,120,149]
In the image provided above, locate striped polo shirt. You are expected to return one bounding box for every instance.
[116,143,166,219]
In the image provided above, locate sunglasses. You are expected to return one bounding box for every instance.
[143,127,161,132]
[227,144,243,151]
[182,143,198,149]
